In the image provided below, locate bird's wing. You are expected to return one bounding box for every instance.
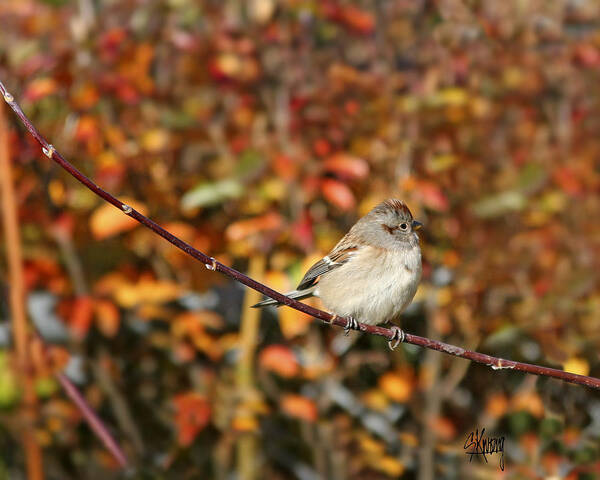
[296,240,359,291]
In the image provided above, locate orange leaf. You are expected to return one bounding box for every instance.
[379,370,414,403]
[512,391,545,418]
[173,393,211,447]
[340,6,375,34]
[71,83,100,110]
[24,77,58,101]
[485,393,508,418]
[259,345,300,378]
[225,211,283,242]
[279,307,313,339]
[47,346,70,374]
[281,394,317,422]
[430,416,456,441]
[323,153,369,180]
[272,154,298,182]
[70,296,94,339]
[94,300,120,338]
[89,198,147,240]
[75,115,100,143]
[321,179,356,211]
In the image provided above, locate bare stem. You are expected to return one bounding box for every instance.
[0,93,129,471]
[0,100,45,480]
[56,373,128,468]
[1,79,599,390]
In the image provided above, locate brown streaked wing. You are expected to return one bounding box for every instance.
[296,245,358,290]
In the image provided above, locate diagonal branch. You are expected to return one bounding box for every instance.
[1,79,599,390]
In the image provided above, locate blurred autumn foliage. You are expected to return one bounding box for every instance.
[1,0,600,478]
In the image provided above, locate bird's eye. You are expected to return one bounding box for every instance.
[399,223,408,230]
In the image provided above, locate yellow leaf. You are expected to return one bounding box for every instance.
[89,198,147,240]
[438,87,467,106]
[279,308,313,339]
[357,432,384,456]
[232,414,259,432]
[563,357,589,376]
[512,392,545,418]
[141,128,170,153]
[114,278,181,308]
[377,456,405,477]
[361,389,389,412]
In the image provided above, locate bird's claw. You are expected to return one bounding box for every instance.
[388,326,405,350]
[344,316,359,336]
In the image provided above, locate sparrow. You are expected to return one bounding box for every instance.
[252,199,422,349]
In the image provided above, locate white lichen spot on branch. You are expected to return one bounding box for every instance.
[444,345,466,356]
[42,144,55,158]
[205,257,217,271]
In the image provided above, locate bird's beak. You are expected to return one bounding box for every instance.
[411,220,423,230]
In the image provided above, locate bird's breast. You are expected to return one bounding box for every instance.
[317,245,422,325]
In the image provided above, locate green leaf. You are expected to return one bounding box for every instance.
[472,190,526,218]
[39,0,70,6]
[35,377,59,398]
[0,352,19,408]
[181,178,243,210]
[237,150,265,177]
[516,163,547,193]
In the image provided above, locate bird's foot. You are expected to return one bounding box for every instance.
[388,326,406,350]
[343,316,359,336]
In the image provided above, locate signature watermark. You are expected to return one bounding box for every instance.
[464,428,505,471]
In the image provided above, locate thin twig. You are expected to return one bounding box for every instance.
[235,255,266,480]
[1,79,600,390]
[0,92,129,471]
[92,350,145,457]
[56,373,129,468]
[0,100,45,480]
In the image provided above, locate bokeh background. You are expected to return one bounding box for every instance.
[1,0,600,478]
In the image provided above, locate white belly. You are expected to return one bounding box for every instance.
[316,245,421,326]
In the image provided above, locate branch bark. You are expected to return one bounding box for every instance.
[1,79,599,390]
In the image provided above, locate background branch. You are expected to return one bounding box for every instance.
[0,90,44,480]
[0,94,129,471]
[1,79,599,391]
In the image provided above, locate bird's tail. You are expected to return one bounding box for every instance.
[251,287,316,308]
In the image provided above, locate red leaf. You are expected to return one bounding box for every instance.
[340,5,375,34]
[70,296,94,339]
[416,181,449,212]
[290,210,314,252]
[552,166,582,196]
[313,139,331,157]
[173,393,211,447]
[574,43,600,68]
[321,179,356,211]
[323,153,369,180]
[259,345,300,378]
[324,4,375,35]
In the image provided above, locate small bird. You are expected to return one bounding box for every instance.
[252,199,422,349]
